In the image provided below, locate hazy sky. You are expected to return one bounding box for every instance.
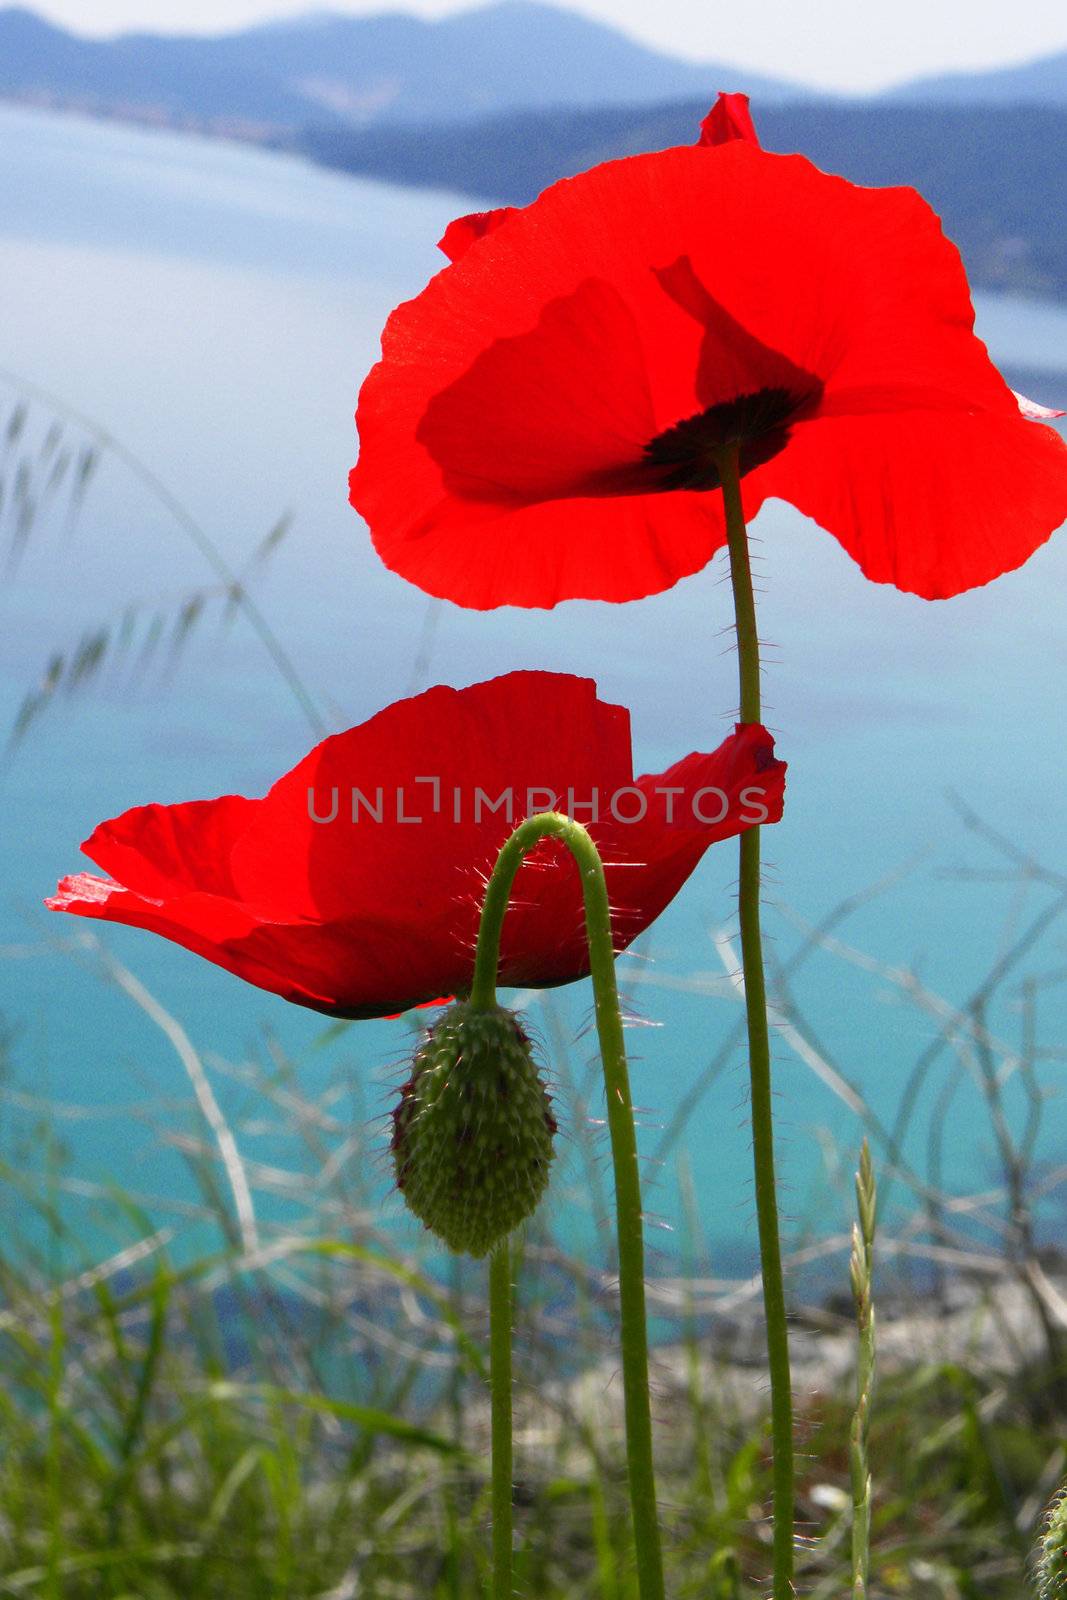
[31,0,1067,93]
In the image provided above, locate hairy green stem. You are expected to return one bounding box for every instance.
[471,812,665,1600]
[718,446,795,1596]
[488,1241,513,1600]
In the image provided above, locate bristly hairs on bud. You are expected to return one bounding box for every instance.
[391,999,557,1258]
[1037,1484,1067,1598]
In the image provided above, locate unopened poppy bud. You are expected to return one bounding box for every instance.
[391,1001,557,1258]
[1038,1486,1067,1598]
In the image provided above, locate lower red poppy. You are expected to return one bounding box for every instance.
[47,672,785,1019]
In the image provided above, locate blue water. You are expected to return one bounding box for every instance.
[2,103,1066,1275]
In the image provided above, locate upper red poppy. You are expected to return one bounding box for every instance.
[350,94,1067,608]
[46,672,785,1020]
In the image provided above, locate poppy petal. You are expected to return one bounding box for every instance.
[698,92,760,149]
[759,404,1067,597]
[417,277,658,501]
[48,673,784,1018]
[438,207,519,263]
[1015,390,1066,422]
[496,722,786,987]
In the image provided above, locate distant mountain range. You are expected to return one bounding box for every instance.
[3,2,1066,305]
[4,2,1067,135]
[0,2,805,131]
[889,49,1067,105]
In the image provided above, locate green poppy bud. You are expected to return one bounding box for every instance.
[391,1001,557,1258]
[1038,1487,1067,1599]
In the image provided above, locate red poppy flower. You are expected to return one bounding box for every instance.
[46,672,785,1021]
[350,93,1067,608]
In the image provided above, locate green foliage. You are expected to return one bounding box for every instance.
[0,1104,1061,1597]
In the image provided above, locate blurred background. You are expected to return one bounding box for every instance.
[2,5,1067,1593]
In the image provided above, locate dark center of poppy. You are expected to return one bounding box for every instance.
[643,385,817,492]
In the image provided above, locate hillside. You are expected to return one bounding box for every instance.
[891,48,1067,104]
[3,3,1064,302]
[0,2,805,130]
[302,100,1067,299]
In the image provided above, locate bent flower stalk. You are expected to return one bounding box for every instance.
[469,811,666,1600]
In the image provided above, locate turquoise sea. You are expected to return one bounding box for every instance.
[2,102,1066,1275]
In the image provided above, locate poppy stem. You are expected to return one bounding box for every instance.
[718,445,795,1597]
[488,1239,513,1600]
[470,812,665,1600]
